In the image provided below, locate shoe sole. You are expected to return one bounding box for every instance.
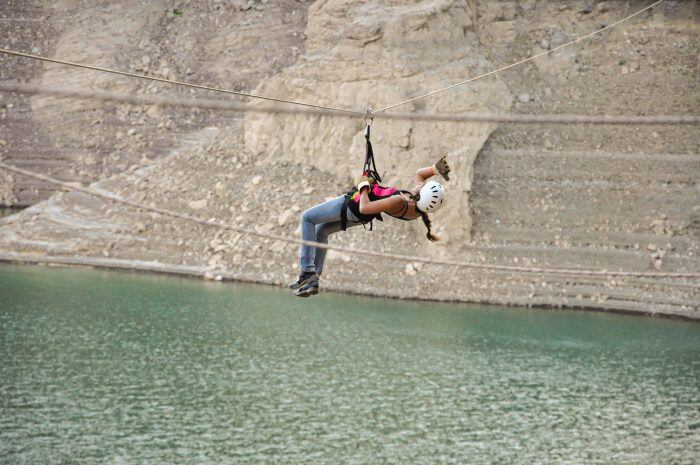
[289,274,318,290]
[293,286,319,298]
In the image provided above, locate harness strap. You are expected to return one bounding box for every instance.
[387,198,409,219]
[340,195,350,231]
[342,117,382,231]
[386,190,417,221]
[363,125,381,182]
[341,193,377,231]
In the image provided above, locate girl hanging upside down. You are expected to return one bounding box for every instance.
[289,156,451,297]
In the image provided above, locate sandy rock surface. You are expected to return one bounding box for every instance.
[245,0,511,245]
[0,0,698,317]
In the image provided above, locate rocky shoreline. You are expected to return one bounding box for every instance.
[1,1,697,318]
[2,253,697,321]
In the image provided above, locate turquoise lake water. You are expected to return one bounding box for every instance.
[0,263,698,464]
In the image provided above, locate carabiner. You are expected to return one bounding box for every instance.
[363,107,374,128]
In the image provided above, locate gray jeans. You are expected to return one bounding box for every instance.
[299,195,360,275]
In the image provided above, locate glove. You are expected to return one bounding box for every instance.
[355,175,374,192]
[433,155,451,181]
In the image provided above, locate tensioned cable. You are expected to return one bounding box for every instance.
[2,82,698,125]
[1,1,664,119]
[1,161,698,280]
[0,48,362,116]
[375,0,665,113]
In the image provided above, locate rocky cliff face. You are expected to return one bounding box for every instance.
[245,0,511,245]
[0,0,698,317]
[1,0,308,205]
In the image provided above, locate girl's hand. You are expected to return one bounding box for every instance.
[433,156,451,181]
[356,175,374,192]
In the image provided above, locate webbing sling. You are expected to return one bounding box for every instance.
[363,124,381,182]
[342,123,380,231]
[341,115,384,231]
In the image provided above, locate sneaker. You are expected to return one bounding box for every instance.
[293,275,319,297]
[289,272,318,290]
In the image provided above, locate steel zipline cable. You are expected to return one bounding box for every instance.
[0,48,361,116]
[374,0,666,113]
[1,83,697,125]
[2,1,695,282]
[0,161,698,281]
[0,0,665,119]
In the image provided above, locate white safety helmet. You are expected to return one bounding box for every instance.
[416,180,445,213]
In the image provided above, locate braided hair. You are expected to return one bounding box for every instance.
[419,210,440,242]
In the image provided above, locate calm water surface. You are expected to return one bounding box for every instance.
[0,264,698,464]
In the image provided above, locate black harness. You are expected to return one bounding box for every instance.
[340,123,383,231]
[362,124,381,183]
[386,197,411,220]
[340,116,416,230]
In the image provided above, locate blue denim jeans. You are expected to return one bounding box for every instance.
[300,195,360,275]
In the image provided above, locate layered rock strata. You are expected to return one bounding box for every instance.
[0,0,698,317]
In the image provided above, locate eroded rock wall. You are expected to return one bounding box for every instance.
[0,0,309,205]
[0,0,697,316]
[245,0,511,245]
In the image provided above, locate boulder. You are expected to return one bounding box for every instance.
[189,199,208,210]
[277,208,294,227]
